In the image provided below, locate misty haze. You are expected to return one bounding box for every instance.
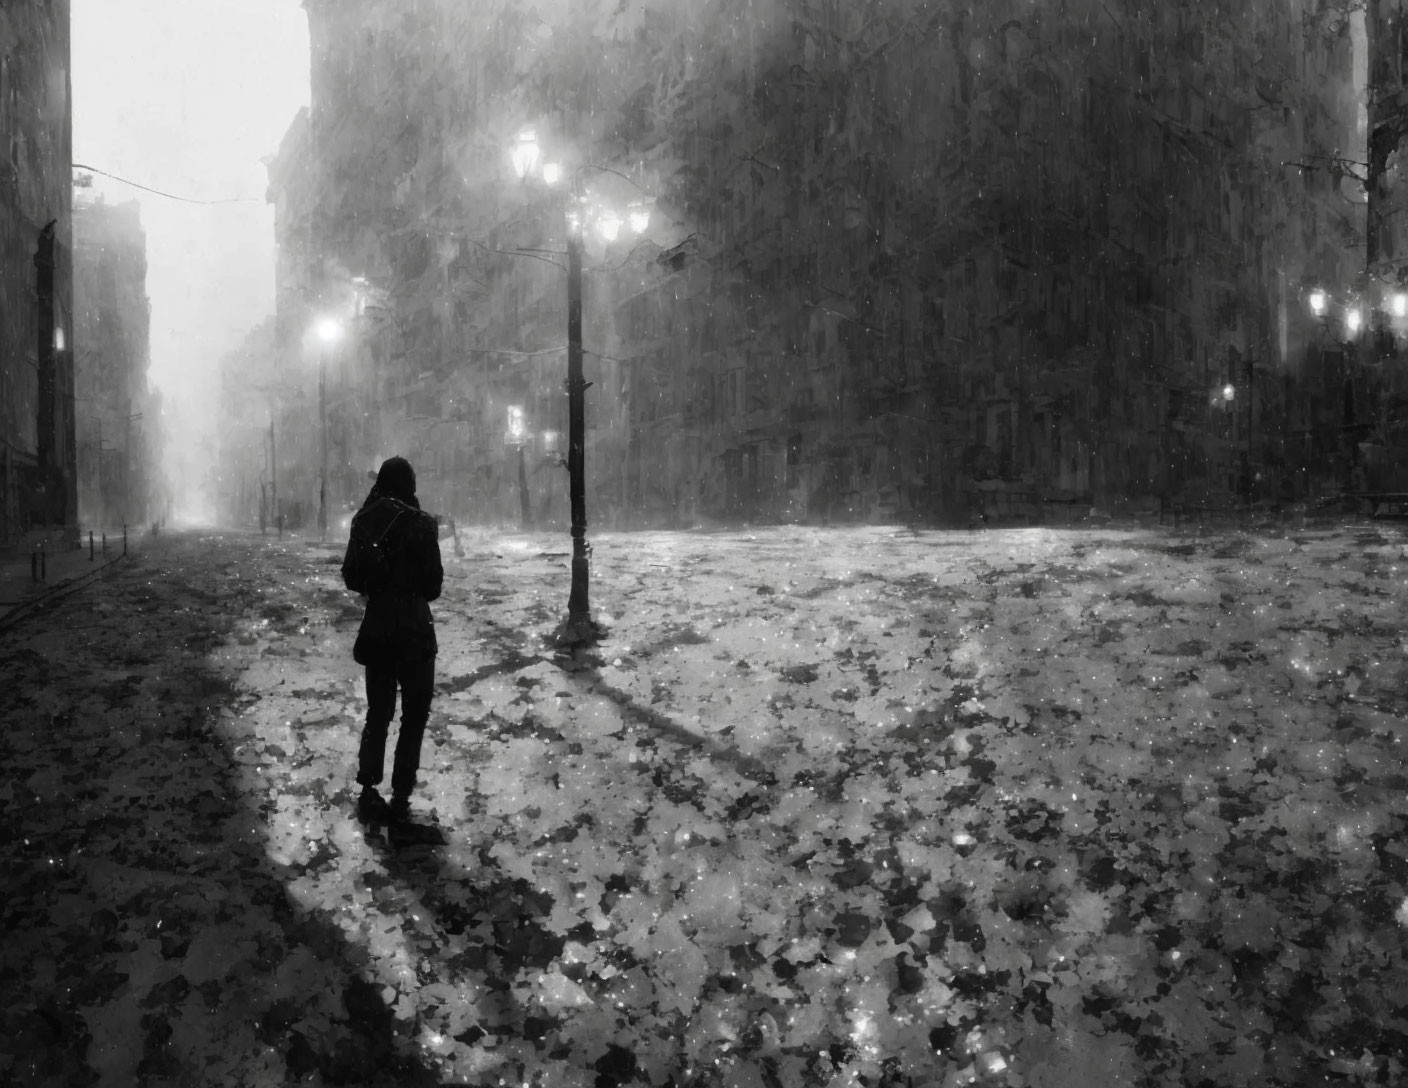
[3,2,1408,1087]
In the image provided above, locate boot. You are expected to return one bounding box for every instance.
[357,786,391,823]
[387,794,446,845]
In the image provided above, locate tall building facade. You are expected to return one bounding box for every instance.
[0,1,76,542]
[269,1,620,529]
[267,0,1363,530]
[72,195,156,530]
[1358,0,1408,490]
[211,317,286,531]
[611,0,1364,520]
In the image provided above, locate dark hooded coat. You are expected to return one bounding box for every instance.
[341,457,443,667]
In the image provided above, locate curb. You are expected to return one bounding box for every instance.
[0,553,130,633]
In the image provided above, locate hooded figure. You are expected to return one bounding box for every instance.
[341,456,444,825]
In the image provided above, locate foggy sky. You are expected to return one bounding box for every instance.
[71,0,309,521]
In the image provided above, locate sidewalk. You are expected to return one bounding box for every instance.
[0,528,133,628]
[0,525,335,630]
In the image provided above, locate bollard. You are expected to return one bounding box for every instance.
[123,522,127,557]
[31,549,38,582]
[89,530,95,561]
[101,532,107,557]
[40,542,46,581]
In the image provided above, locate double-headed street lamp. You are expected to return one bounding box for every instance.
[510,128,651,644]
[1303,285,1408,494]
[315,316,341,540]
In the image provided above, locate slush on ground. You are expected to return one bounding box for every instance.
[1,522,1406,1087]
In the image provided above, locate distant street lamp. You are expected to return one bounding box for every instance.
[1305,287,1376,496]
[316,316,341,540]
[269,404,279,536]
[507,404,531,529]
[510,129,541,182]
[509,128,651,644]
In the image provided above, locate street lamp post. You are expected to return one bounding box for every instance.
[565,213,589,625]
[270,406,278,536]
[315,317,341,540]
[507,405,532,529]
[1307,288,1379,494]
[123,410,142,529]
[509,128,651,644]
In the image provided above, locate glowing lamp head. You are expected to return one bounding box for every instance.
[1309,290,1328,316]
[1347,308,1363,336]
[597,215,622,242]
[511,129,540,180]
[541,162,562,186]
[1221,384,1236,402]
[1393,293,1408,318]
[316,317,341,344]
[628,202,650,234]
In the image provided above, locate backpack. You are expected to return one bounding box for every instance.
[342,507,404,595]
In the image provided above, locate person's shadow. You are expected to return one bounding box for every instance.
[0,544,445,1087]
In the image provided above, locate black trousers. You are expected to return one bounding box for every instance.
[357,656,434,798]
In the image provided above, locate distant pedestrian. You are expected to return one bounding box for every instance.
[341,456,444,827]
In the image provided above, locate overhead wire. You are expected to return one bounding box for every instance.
[72,162,263,205]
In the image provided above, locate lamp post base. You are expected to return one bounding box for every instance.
[553,532,597,648]
[552,612,605,650]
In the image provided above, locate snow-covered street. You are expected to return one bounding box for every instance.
[3,521,1408,1087]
